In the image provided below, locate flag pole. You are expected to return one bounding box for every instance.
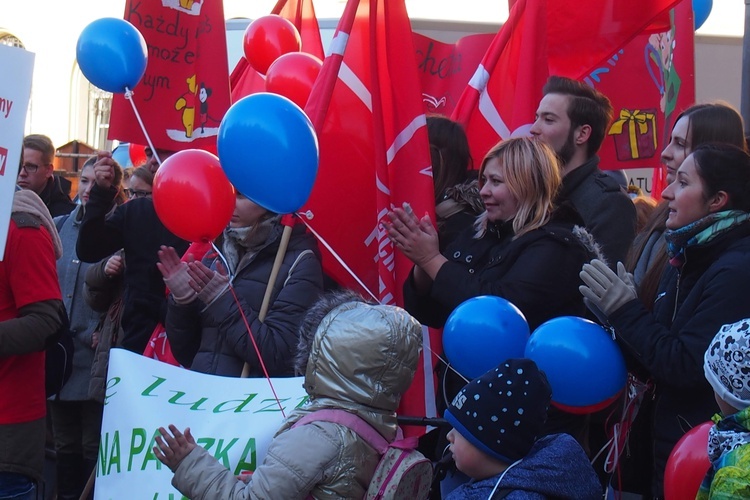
[240,214,296,378]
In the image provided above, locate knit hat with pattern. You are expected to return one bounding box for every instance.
[705,319,750,410]
[444,358,551,463]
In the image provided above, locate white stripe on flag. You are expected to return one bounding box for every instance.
[338,62,372,112]
[478,89,510,140]
[329,31,349,56]
[468,64,491,92]
[386,115,426,165]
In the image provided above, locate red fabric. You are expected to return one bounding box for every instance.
[230,0,324,103]
[450,0,681,166]
[109,0,231,154]
[0,222,61,424]
[142,240,212,366]
[302,0,435,434]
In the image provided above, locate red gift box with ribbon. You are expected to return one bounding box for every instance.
[608,108,658,161]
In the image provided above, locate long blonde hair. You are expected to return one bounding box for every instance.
[475,138,561,239]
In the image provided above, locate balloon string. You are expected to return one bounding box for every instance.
[124,87,161,164]
[211,241,234,281]
[295,211,468,388]
[295,211,379,303]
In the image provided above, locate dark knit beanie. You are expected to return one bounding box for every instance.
[444,358,551,463]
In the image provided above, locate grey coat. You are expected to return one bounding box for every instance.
[53,206,102,401]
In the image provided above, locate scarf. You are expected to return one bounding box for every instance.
[697,408,750,499]
[664,210,750,267]
[221,215,280,275]
[12,190,63,259]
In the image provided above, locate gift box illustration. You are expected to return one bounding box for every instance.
[608,108,658,161]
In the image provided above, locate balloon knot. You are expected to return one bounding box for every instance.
[297,210,314,220]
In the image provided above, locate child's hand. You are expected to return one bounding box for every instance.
[153,425,197,472]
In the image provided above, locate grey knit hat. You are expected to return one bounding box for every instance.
[444,358,551,463]
[705,319,750,410]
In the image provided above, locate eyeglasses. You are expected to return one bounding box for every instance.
[20,162,41,173]
[125,188,152,199]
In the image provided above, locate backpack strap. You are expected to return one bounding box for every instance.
[293,409,390,454]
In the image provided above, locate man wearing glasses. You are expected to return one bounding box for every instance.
[17,134,75,217]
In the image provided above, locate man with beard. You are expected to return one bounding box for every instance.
[530,76,636,267]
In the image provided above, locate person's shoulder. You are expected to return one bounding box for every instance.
[11,211,42,229]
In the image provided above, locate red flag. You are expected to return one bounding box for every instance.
[109,0,231,154]
[301,0,437,431]
[230,0,324,102]
[451,0,682,165]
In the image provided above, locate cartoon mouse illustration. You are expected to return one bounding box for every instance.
[198,83,212,133]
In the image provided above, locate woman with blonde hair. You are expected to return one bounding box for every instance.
[388,137,596,332]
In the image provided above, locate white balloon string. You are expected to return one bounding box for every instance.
[296,210,469,387]
[295,211,379,303]
[211,241,234,282]
[124,86,161,164]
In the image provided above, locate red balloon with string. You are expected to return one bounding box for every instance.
[265,52,323,110]
[153,149,235,242]
[243,15,301,75]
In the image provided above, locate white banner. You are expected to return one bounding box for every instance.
[95,349,308,499]
[0,45,34,261]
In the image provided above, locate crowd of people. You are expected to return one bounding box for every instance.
[3,75,750,499]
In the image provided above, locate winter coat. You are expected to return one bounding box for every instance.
[609,220,750,497]
[171,299,423,500]
[77,183,188,354]
[53,206,102,401]
[557,156,636,267]
[445,434,602,500]
[83,255,124,404]
[166,222,323,377]
[435,179,483,252]
[403,204,593,332]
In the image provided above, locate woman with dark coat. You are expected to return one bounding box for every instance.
[388,137,596,334]
[581,143,750,498]
[158,192,324,377]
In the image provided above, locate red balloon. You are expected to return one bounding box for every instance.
[265,52,323,110]
[153,149,235,243]
[664,421,712,500]
[243,15,301,75]
[128,143,147,167]
[551,390,623,415]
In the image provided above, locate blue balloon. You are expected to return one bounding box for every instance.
[76,18,147,93]
[443,296,530,380]
[218,93,319,214]
[693,0,712,30]
[524,317,626,412]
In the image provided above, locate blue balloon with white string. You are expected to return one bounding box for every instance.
[76,18,148,93]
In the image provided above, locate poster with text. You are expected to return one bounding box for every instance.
[95,349,307,499]
[0,44,34,261]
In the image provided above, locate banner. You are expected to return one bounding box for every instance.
[594,1,695,197]
[0,45,34,261]
[449,0,681,168]
[95,349,307,499]
[109,0,231,154]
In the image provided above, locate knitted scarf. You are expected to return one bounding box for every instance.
[12,189,63,259]
[664,210,750,267]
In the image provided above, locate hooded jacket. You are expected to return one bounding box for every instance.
[171,299,423,499]
[445,434,602,500]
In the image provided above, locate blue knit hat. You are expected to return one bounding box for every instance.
[444,358,551,463]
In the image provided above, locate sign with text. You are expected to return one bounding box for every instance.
[0,45,34,261]
[108,0,231,154]
[95,349,307,499]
